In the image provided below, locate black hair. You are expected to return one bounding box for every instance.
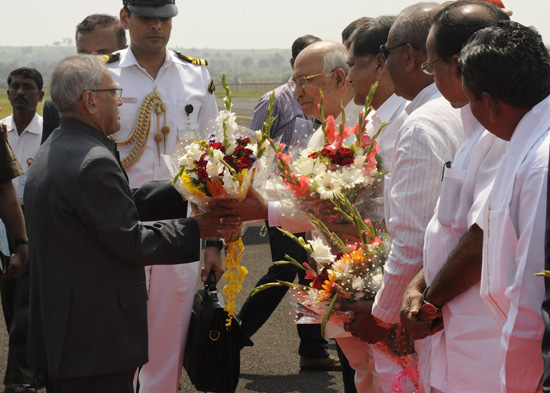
[8,67,43,91]
[76,14,127,49]
[432,1,509,62]
[350,16,396,57]
[459,21,550,108]
[291,35,321,59]
[341,16,373,45]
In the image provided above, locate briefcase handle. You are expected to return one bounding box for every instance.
[205,270,219,302]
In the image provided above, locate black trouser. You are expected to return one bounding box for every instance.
[46,369,136,393]
[238,224,329,358]
[0,246,45,387]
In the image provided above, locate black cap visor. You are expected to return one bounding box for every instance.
[128,3,178,18]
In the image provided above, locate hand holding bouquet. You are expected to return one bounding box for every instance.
[166,75,275,325]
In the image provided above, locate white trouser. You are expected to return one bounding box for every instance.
[372,347,417,393]
[336,336,382,393]
[136,261,200,393]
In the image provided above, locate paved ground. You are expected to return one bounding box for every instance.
[0,97,345,393]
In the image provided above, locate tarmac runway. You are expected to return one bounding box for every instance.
[0,97,345,393]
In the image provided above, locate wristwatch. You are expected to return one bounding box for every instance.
[421,286,441,315]
[12,238,29,249]
[204,239,224,250]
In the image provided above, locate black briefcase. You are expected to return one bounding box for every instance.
[183,271,253,393]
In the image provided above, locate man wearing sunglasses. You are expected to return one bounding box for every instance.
[339,2,464,388]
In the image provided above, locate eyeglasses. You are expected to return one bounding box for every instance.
[421,57,441,75]
[288,70,334,92]
[89,87,123,98]
[379,42,419,61]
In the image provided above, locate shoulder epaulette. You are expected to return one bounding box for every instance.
[99,53,120,64]
[174,51,208,66]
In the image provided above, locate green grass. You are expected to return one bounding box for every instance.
[0,91,49,118]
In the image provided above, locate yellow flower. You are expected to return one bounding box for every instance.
[180,172,207,198]
[221,238,247,326]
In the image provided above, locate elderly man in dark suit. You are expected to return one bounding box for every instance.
[24,54,234,393]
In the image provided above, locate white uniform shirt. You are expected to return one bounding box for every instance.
[373,83,464,324]
[478,96,550,393]
[107,47,218,188]
[423,105,508,392]
[370,93,409,172]
[1,113,42,205]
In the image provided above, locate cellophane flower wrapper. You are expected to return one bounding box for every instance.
[164,75,275,325]
[270,85,387,226]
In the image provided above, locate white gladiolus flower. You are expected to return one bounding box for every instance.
[308,237,335,264]
[221,170,240,196]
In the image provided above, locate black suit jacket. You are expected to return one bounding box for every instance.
[41,98,61,144]
[25,118,199,378]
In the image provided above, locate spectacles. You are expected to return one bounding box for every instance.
[421,57,441,75]
[89,87,123,98]
[379,42,419,61]
[288,70,334,92]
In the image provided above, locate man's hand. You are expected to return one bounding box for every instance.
[200,246,225,282]
[190,203,240,239]
[337,300,391,344]
[400,272,443,339]
[214,187,268,224]
[0,245,27,281]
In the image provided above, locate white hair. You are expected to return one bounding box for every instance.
[50,55,104,115]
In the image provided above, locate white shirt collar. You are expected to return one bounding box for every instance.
[4,113,42,135]
[405,83,440,115]
[373,94,408,123]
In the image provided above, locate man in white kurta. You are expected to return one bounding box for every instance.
[106,2,221,392]
[399,5,511,392]
[460,21,550,393]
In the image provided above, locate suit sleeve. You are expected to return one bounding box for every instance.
[132,181,188,221]
[74,150,200,265]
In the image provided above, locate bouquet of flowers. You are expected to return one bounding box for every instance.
[166,75,275,325]
[252,193,419,391]
[270,83,387,222]
[252,192,386,333]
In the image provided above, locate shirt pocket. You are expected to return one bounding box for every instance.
[175,100,203,141]
[436,167,467,228]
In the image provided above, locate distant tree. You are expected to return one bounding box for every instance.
[66,38,73,46]
[241,57,253,69]
[52,41,61,46]
[21,47,33,56]
[258,58,270,69]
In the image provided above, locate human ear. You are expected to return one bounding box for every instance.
[120,8,130,30]
[482,92,500,122]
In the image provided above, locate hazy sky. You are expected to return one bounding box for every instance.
[3,0,549,49]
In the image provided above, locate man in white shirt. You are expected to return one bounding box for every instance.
[460,21,550,393]
[0,66,44,393]
[341,2,463,344]
[399,3,510,392]
[106,1,222,392]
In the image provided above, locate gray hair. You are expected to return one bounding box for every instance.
[322,45,350,75]
[391,2,442,54]
[50,54,105,115]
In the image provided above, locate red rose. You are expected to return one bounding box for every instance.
[197,167,209,181]
[236,156,252,168]
[209,142,225,152]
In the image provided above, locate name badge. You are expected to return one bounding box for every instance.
[19,173,27,199]
[122,97,137,104]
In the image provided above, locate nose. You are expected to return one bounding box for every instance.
[293,84,304,99]
[116,96,123,106]
[149,18,162,30]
